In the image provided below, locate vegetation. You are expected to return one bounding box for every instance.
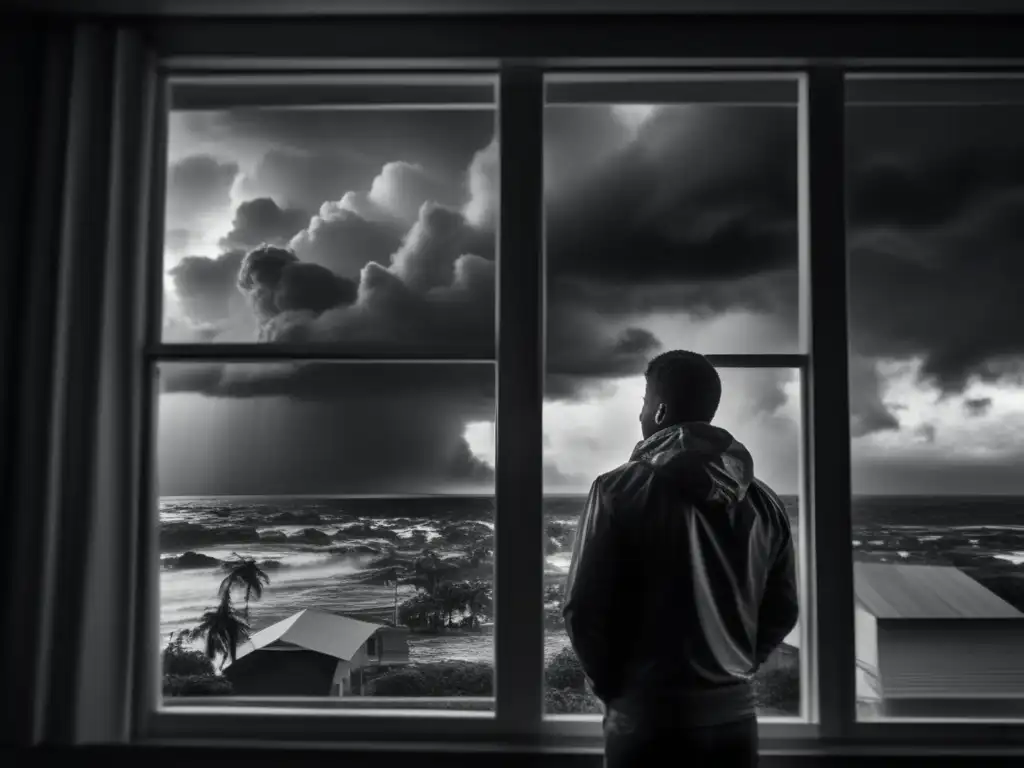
[173,552,270,677]
[219,553,271,618]
[545,687,602,714]
[161,631,232,697]
[368,661,493,696]
[163,674,234,697]
[544,583,566,630]
[186,595,252,669]
[544,647,588,691]
[395,549,494,634]
[366,645,799,716]
[543,646,602,713]
[162,631,215,677]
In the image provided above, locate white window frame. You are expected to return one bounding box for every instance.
[124,26,1024,754]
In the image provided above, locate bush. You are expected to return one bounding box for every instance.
[752,665,801,713]
[368,661,494,696]
[163,674,233,697]
[162,633,214,677]
[545,686,602,714]
[545,647,587,692]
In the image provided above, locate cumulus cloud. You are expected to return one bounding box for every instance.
[964,397,993,417]
[849,355,901,439]
[219,197,309,253]
[164,227,193,254]
[236,245,358,331]
[389,202,489,291]
[264,255,495,355]
[463,140,498,231]
[914,424,938,444]
[368,161,455,223]
[168,251,247,326]
[545,306,661,400]
[165,154,239,228]
[288,201,403,279]
[231,148,374,212]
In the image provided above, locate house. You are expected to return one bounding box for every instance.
[854,563,1024,718]
[224,609,410,696]
[773,562,1024,717]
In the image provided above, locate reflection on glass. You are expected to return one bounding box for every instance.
[847,79,1024,720]
[541,368,803,717]
[162,107,497,356]
[157,362,496,707]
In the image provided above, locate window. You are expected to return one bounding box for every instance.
[99,42,1022,752]
[541,75,806,719]
[156,75,500,711]
[846,75,1024,721]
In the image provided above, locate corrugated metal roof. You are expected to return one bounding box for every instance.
[234,609,383,662]
[855,563,1023,620]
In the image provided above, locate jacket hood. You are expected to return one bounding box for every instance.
[629,422,754,510]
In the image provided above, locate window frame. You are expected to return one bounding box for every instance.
[127,21,1024,752]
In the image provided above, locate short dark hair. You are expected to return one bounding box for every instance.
[644,350,722,423]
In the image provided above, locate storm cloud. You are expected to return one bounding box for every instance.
[219,197,309,253]
[546,108,798,300]
[168,250,247,325]
[158,362,496,496]
[964,397,994,418]
[160,97,1024,494]
[845,105,1024,405]
[166,154,238,228]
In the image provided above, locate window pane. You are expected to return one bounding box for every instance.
[157,362,496,709]
[162,95,497,357]
[543,76,801,368]
[542,367,803,718]
[847,77,1024,720]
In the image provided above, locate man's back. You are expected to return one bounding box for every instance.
[563,421,798,727]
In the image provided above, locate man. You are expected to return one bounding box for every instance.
[563,350,799,767]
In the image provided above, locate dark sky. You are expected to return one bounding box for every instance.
[158,86,1024,496]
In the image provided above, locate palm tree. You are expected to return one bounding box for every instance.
[218,553,270,618]
[464,582,492,630]
[187,594,251,670]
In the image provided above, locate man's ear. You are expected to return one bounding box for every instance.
[654,403,667,425]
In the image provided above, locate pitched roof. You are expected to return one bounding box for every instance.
[234,609,383,662]
[855,562,1023,620]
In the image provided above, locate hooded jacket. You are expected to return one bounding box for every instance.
[562,422,798,727]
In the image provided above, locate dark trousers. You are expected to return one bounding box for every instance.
[603,712,759,767]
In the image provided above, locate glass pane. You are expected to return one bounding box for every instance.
[157,362,496,709]
[542,366,803,718]
[543,76,801,370]
[162,98,497,357]
[847,77,1024,720]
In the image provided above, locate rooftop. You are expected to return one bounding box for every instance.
[855,562,1023,620]
[234,609,385,662]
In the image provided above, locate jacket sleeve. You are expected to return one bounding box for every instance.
[562,478,624,703]
[755,514,800,667]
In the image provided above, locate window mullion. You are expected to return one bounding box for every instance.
[494,62,545,736]
[802,67,857,740]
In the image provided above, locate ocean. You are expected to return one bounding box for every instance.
[159,494,1024,666]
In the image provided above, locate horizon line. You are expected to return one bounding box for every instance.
[158,491,1024,499]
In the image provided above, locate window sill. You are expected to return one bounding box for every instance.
[139,705,1024,756]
